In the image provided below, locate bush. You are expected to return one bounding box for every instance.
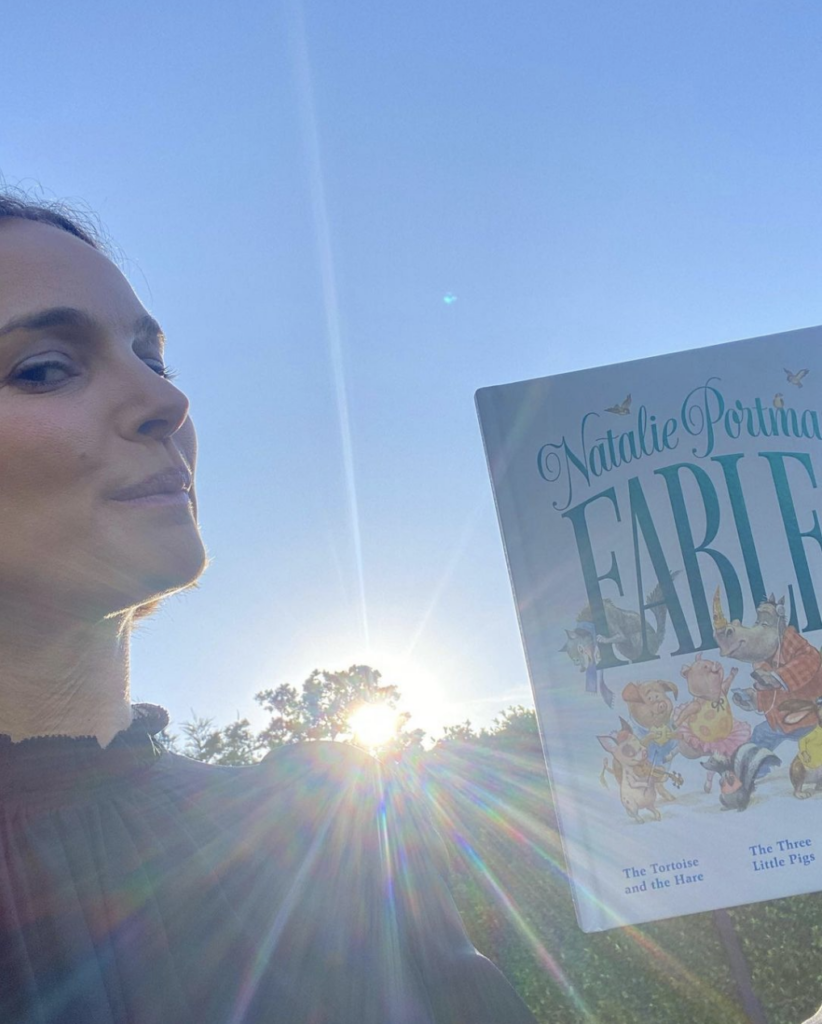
[425,742,821,1024]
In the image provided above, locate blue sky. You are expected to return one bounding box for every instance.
[3,1,822,740]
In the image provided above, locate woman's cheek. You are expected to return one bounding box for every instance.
[176,416,197,470]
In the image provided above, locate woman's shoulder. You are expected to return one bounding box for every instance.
[260,738,375,772]
[131,707,374,793]
[154,741,383,812]
[255,741,385,808]
[151,745,537,1022]
[158,739,374,774]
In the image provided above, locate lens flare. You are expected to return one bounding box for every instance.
[349,703,399,749]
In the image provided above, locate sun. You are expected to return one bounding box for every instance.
[348,703,399,750]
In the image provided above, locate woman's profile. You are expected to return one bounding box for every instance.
[0,191,536,1024]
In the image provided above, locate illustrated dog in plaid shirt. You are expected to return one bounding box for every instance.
[713,588,822,754]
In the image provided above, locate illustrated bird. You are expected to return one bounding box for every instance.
[774,393,785,409]
[605,394,631,415]
[785,368,809,387]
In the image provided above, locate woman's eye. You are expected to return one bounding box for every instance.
[8,355,178,389]
[12,359,76,388]
[144,359,178,381]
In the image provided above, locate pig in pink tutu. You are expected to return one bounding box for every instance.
[676,654,752,791]
[677,694,751,755]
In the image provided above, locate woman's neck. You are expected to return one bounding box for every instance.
[0,608,132,748]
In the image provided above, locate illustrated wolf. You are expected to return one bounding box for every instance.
[562,578,676,670]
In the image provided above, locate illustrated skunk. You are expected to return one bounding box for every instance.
[700,743,781,811]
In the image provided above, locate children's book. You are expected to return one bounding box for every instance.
[476,326,822,932]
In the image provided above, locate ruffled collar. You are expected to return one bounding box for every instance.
[0,703,169,803]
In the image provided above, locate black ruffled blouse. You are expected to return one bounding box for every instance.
[0,705,536,1024]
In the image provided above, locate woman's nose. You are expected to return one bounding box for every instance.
[124,366,191,442]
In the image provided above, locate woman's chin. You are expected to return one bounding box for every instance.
[113,531,208,610]
[147,541,207,590]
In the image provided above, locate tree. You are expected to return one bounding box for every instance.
[179,665,425,764]
[153,728,180,754]
[435,705,540,753]
[179,713,261,765]
[255,664,403,746]
[178,670,541,766]
[437,719,479,745]
[378,718,426,762]
[485,705,541,753]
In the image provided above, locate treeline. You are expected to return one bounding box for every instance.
[163,666,822,1024]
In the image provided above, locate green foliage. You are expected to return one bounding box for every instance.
[438,719,478,744]
[488,705,540,750]
[427,742,822,1024]
[153,728,179,753]
[435,705,541,754]
[180,664,424,763]
[255,664,402,745]
[176,671,822,1023]
[179,713,261,766]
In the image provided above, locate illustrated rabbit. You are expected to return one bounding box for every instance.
[781,698,822,799]
[598,717,682,822]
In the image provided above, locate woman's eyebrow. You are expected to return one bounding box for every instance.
[0,306,166,349]
[133,314,167,350]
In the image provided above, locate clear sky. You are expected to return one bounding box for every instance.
[2,1,822,741]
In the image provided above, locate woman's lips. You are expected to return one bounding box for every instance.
[109,467,192,501]
[108,467,195,521]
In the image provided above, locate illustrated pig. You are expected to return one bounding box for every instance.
[621,680,679,767]
[675,653,750,792]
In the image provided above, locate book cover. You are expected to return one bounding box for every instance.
[476,326,822,932]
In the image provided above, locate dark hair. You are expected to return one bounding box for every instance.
[0,187,110,254]
[0,187,165,622]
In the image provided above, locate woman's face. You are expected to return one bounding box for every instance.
[0,219,206,620]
